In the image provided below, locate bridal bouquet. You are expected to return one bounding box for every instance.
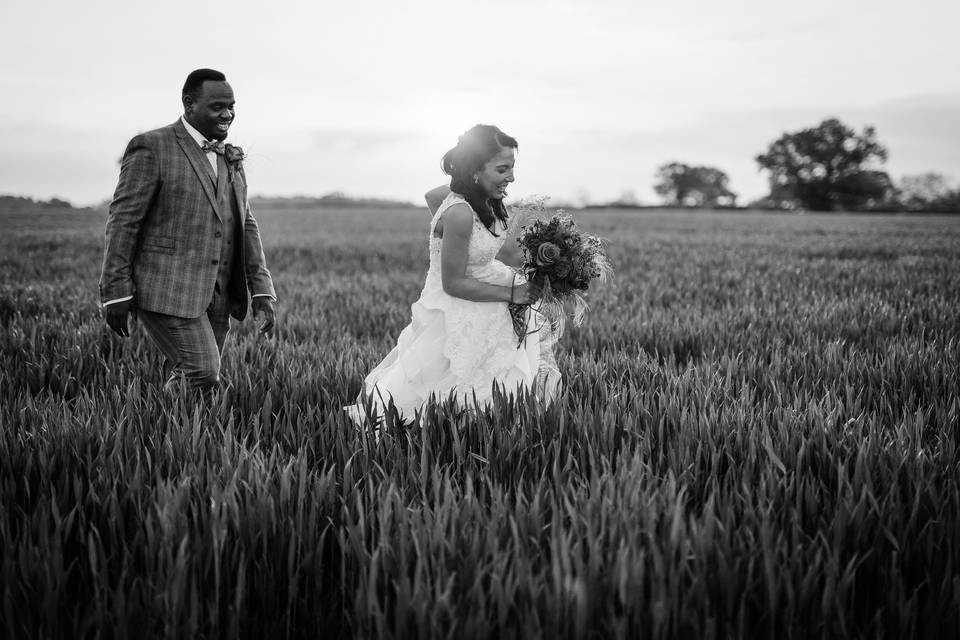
[508,197,612,344]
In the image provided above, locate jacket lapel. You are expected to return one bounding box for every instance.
[231,167,247,223]
[173,120,221,218]
[216,155,229,199]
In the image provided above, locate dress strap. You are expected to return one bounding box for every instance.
[431,192,471,234]
[437,192,468,215]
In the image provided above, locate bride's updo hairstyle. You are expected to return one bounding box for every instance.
[442,124,517,236]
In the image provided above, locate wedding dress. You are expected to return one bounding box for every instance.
[346,192,561,426]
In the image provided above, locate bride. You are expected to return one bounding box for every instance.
[346,124,561,428]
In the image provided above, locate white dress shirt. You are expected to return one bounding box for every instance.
[180,116,219,177]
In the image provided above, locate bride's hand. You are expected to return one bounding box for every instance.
[511,280,541,305]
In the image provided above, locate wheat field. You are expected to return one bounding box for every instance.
[1,205,958,639]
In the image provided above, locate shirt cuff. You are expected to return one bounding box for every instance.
[252,294,276,301]
[103,296,133,307]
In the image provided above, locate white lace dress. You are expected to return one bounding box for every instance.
[346,193,561,425]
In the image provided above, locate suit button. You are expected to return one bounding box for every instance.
[215,232,222,238]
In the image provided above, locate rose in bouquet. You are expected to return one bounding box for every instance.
[508,197,612,344]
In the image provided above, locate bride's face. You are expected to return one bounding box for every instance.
[475,146,516,200]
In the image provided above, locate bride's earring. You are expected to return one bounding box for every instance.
[473,175,479,184]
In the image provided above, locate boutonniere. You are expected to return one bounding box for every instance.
[224,144,246,180]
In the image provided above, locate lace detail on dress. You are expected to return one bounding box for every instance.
[427,193,506,278]
[424,193,517,383]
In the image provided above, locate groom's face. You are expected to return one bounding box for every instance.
[184,81,235,142]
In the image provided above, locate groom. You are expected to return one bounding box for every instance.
[99,68,276,393]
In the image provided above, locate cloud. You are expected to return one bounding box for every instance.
[309,129,423,152]
[3,0,960,205]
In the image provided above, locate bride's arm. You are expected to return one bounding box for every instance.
[425,185,452,215]
[495,238,523,268]
[440,204,515,303]
[494,209,525,267]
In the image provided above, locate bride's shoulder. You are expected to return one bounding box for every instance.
[440,201,474,228]
[437,193,475,222]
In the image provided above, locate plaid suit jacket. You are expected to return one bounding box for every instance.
[99,120,275,320]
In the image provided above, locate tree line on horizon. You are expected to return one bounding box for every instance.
[4,116,959,214]
[648,117,960,213]
[0,195,76,212]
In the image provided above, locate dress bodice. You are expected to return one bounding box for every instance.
[427,193,508,278]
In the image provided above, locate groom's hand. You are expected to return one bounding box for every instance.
[252,298,276,336]
[104,299,135,337]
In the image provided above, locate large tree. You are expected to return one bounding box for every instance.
[755,118,894,211]
[653,162,737,208]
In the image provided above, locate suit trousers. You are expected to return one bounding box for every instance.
[137,285,232,393]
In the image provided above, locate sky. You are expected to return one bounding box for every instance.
[2,0,959,206]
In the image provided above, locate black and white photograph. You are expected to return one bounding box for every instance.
[1,0,958,637]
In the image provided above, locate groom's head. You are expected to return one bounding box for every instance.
[182,68,234,142]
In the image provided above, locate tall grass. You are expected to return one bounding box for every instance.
[1,207,958,639]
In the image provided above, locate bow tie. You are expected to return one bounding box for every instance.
[201,140,225,155]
